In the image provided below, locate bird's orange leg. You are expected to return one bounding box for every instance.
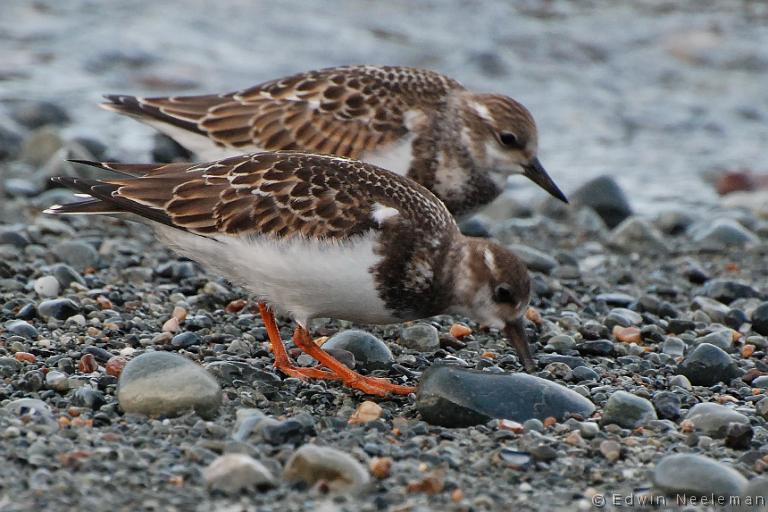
[256,303,334,380]
[292,325,416,397]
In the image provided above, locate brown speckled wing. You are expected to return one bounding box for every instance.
[105,66,463,159]
[61,152,456,241]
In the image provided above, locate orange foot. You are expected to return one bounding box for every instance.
[256,302,415,397]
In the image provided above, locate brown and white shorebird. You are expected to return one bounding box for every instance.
[101,65,567,217]
[45,152,535,396]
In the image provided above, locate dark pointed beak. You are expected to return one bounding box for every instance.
[523,157,568,203]
[503,318,537,372]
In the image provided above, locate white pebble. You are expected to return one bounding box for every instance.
[34,276,60,297]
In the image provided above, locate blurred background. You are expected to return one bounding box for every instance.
[1,0,767,215]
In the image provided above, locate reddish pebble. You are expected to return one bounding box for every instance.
[525,307,542,324]
[449,323,472,339]
[14,352,36,363]
[543,416,557,428]
[226,299,247,313]
[106,356,127,378]
[613,325,642,344]
[79,353,98,373]
[369,457,393,479]
[742,344,756,358]
[172,306,187,323]
[96,295,113,310]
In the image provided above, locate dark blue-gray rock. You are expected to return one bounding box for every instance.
[691,219,759,250]
[595,293,636,307]
[0,123,23,161]
[203,454,276,493]
[652,391,681,420]
[702,279,761,304]
[53,240,98,271]
[5,178,41,197]
[652,454,748,498]
[546,334,576,354]
[71,387,107,410]
[261,418,314,446]
[662,337,686,356]
[400,323,439,351]
[5,320,38,340]
[678,343,739,386]
[685,402,749,438]
[725,422,753,450]
[608,217,668,252]
[458,216,491,238]
[571,175,632,228]
[572,365,599,382]
[82,346,113,363]
[507,243,558,274]
[171,332,202,348]
[725,309,749,330]
[538,354,587,368]
[752,302,768,336]
[577,340,614,356]
[9,100,70,128]
[667,319,695,334]
[683,260,710,284]
[601,390,657,428]
[322,330,394,371]
[694,330,733,351]
[604,308,642,328]
[415,366,595,428]
[283,444,369,493]
[0,357,21,378]
[0,228,29,248]
[38,298,81,320]
[117,352,222,419]
[50,263,86,288]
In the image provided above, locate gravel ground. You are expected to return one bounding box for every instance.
[2,1,768,511]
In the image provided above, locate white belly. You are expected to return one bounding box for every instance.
[154,227,397,325]
[144,120,248,161]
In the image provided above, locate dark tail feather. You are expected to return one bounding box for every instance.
[46,176,177,229]
[100,94,205,135]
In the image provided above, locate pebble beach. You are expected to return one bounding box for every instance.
[1,1,768,511]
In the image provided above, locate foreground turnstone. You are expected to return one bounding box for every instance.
[102,65,567,216]
[45,152,535,396]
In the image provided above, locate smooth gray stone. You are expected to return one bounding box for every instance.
[416,365,595,428]
[653,454,748,498]
[117,352,222,420]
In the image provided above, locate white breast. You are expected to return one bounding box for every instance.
[154,227,397,326]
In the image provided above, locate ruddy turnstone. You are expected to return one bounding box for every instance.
[45,152,535,396]
[101,65,567,216]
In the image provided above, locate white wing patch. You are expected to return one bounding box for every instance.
[372,203,400,224]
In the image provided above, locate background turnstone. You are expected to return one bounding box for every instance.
[45,151,535,395]
[101,65,567,216]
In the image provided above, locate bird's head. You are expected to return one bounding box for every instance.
[462,93,567,204]
[451,238,536,371]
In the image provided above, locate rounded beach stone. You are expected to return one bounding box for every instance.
[117,352,222,419]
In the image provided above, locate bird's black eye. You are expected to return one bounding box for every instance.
[498,132,522,149]
[493,283,516,304]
